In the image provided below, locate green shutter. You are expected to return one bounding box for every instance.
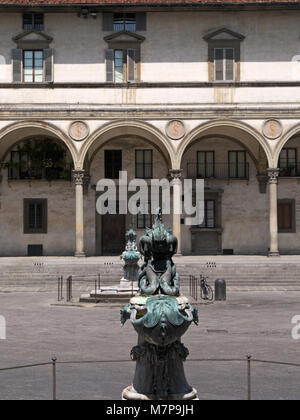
[12,49,22,82]
[106,49,114,82]
[102,13,114,31]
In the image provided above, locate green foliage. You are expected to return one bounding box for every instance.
[7,138,71,181]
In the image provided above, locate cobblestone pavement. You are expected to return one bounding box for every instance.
[0,291,300,400]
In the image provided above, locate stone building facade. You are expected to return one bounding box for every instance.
[0,0,300,257]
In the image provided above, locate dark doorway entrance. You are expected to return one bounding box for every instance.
[101,213,126,255]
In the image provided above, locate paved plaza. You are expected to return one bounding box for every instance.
[0,290,300,400]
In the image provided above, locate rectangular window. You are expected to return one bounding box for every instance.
[137,202,152,229]
[23,13,44,31]
[113,13,136,32]
[278,200,296,233]
[105,150,122,179]
[214,47,234,81]
[23,50,43,83]
[114,50,124,83]
[199,200,216,228]
[279,148,298,177]
[136,150,153,178]
[106,48,139,83]
[197,151,215,178]
[228,151,247,179]
[24,199,47,234]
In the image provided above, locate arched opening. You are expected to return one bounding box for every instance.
[82,125,172,256]
[273,131,300,254]
[2,136,73,181]
[0,124,77,257]
[179,124,270,256]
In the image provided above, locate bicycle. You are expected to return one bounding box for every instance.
[200,275,214,301]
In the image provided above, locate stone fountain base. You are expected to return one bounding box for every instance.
[122,385,198,400]
[79,281,138,303]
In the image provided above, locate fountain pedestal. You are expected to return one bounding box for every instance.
[121,210,199,400]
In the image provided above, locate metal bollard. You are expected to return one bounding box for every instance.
[52,357,57,400]
[215,278,226,301]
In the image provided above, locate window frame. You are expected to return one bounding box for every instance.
[23,13,44,31]
[113,13,136,32]
[214,47,235,82]
[23,49,44,83]
[206,39,242,82]
[24,198,48,234]
[279,148,298,176]
[135,149,153,179]
[278,199,296,233]
[136,202,153,229]
[197,151,215,178]
[104,150,122,179]
[228,150,247,179]
[199,199,216,229]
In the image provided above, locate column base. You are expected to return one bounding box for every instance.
[75,252,86,258]
[268,251,280,257]
[175,253,182,257]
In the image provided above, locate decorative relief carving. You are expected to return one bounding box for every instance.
[69,121,89,141]
[262,120,282,140]
[166,120,185,140]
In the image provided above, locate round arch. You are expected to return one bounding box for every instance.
[79,120,175,170]
[274,123,300,166]
[176,120,272,169]
[0,120,78,167]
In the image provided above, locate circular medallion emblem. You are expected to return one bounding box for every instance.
[262,119,282,140]
[166,120,186,140]
[69,121,89,141]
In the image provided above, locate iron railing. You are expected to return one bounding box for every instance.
[0,355,300,400]
[65,275,101,302]
[187,163,249,180]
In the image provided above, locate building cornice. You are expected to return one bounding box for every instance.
[2,3,300,13]
[1,103,300,120]
[4,81,300,89]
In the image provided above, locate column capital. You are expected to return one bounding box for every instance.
[169,169,183,180]
[72,169,85,186]
[267,168,280,184]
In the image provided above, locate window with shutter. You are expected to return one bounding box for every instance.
[23,50,43,83]
[24,199,47,234]
[204,29,244,82]
[214,47,234,81]
[106,48,139,83]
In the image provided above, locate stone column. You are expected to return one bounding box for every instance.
[267,168,280,257]
[169,169,183,256]
[73,170,86,257]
